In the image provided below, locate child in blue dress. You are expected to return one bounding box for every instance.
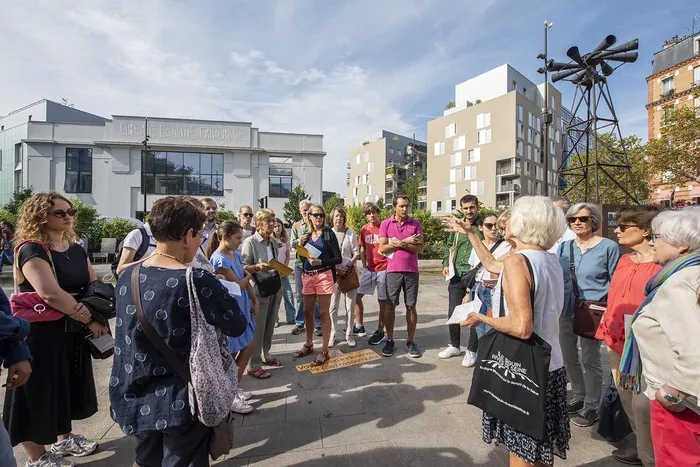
[207,221,259,414]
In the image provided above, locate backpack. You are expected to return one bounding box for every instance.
[111,227,153,279]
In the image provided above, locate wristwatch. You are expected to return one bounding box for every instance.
[661,388,682,405]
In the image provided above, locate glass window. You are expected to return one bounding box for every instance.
[143,151,224,196]
[65,148,92,193]
[661,76,674,95]
[269,156,293,198]
[269,177,292,198]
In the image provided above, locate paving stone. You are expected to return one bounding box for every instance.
[248,446,349,467]
[319,413,390,448]
[345,441,398,467]
[286,388,366,421]
[230,419,323,458]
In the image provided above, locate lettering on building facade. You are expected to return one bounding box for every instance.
[118,122,246,142]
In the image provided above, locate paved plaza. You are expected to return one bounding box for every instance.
[1,268,629,466]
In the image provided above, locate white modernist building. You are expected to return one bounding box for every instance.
[0,99,325,219]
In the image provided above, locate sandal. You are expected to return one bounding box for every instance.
[263,358,283,367]
[312,351,330,366]
[294,343,314,358]
[247,368,271,379]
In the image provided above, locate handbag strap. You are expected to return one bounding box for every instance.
[13,240,59,293]
[497,252,535,319]
[471,239,504,274]
[130,264,191,382]
[568,241,581,301]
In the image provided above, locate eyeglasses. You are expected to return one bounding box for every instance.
[617,224,638,232]
[310,213,325,219]
[483,222,497,229]
[650,232,663,241]
[567,216,590,224]
[50,209,77,219]
[241,212,253,217]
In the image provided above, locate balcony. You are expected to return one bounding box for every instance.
[496,194,513,208]
[497,182,521,195]
[497,158,521,178]
[660,88,676,98]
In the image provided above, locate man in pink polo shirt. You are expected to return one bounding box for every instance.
[378,195,424,358]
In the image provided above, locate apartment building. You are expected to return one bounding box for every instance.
[345,131,427,209]
[646,32,700,204]
[426,64,562,212]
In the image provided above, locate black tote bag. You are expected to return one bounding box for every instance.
[596,380,633,442]
[467,254,552,441]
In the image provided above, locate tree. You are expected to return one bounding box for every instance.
[645,105,700,186]
[445,101,455,110]
[2,188,34,225]
[404,173,424,212]
[71,199,103,252]
[101,218,137,246]
[323,194,343,216]
[283,185,311,225]
[562,133,649,204]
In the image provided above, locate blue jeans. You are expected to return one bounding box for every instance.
[281,276,295,323]
[294,265,320,328]
[0,421,16,467]
[475,283,493,339]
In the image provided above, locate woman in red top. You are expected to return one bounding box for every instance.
[596,205,662,466]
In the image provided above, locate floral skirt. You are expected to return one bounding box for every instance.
[482,367,570,465]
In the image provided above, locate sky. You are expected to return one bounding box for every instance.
[1,0,698,193]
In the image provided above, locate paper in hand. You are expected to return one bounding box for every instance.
[305,243,322,259]
[220,280,242,297]
[268,259,293,276]
[295,245,311,259]
[445,295,482,325]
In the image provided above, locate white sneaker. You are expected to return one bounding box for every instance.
[231,394,254,414]
[328,336,337,348]
[26,452,75,467]
[346,336,357,347]
[237,388,253,401]
[462,350,478,368]
[438,345,462,359]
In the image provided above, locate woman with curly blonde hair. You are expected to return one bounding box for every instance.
[3,192,107,467]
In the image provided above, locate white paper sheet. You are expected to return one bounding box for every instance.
[220,280,242,297]
[305,243,322,259]
[445,295,482,325]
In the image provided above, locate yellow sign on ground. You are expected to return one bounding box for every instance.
[295,348,382,374]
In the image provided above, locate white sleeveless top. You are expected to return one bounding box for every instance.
[492,250,565,372]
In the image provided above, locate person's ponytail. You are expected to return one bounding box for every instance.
[205,232,221,259]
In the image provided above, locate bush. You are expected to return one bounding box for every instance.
[217,210,237,223]
[0,209,17,226]
[101,218,138,246]
[419,241,445,259]
[71,199,103,253]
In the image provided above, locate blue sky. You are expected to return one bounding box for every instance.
[1,0,698,192]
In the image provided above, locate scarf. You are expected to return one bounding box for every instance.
[619,251,700,393]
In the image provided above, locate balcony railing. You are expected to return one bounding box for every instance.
[497,183,521,194]
[660,88,676,98]
[497,164,521,176]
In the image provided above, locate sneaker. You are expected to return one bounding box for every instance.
[611,448,642,465]
[328,336,337,348]
[50,434,98,458]
[237,388,253,401]
[315,327,323,337]
[461,350,477,368]
[571,408,599,427]
[27,452,75,467]
[352,325,367,337]
[382,340,395,357]
[566,399,584,415]
[368,329,387,345]
[438,345,462,359]
[291,325,305,335]
[231,394,254,414]
[346,336,357,347]
[406,341,422,358]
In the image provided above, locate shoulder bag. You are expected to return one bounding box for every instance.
[463,239,504,290]
[252,241,282,297]
[130,265,237,460]
[10,240,67,323]
[569,241,607,339]
[467,254,552,441]
[335,231,359,293]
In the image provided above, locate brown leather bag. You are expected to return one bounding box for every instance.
[568,241,607,339]
[335,231,359,293]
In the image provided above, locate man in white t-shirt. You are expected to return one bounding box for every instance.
[115,223,157,276]
[238,205,256,248]
[549,196,576,254]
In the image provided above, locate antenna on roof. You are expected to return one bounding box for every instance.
[61,98,74,108]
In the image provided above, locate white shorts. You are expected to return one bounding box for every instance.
[357,269,387,301]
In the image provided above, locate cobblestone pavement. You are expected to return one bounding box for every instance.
[2,269,629,466]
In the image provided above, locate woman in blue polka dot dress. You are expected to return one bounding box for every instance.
[206,220,258,414]
[109,197,247,467]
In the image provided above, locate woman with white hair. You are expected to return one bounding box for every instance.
[619,207,700,465]
[557,203,620,427]
[444,196,571,466]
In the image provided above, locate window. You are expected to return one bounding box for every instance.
[552,157,557,170]
[355,154,361,164]
[364,173,370,184]
[517,141,523,157]
[512,80,517,91]
[661,76,674,95]
[662,106,674,126]
[445,123,457,138]
[363,152,369,162]
[524,161,531,176]
[535,134,542,149]
[467,147,481,162]
[451,199,457,211]
[353,187,359,197]
[555,130,560,143]
[518,123,524,139]
[476,112,491,129]
[436,201,442,212]
[389,148,394,155]
[14,143,23,193]
[433,141,445,156]
[695,97,700,117]
[477,128,491,144]
[517,105,523,122]
[367,185,372,195]
[450,152,462,167]
[367,162,373,172]
[528,128,535,143]
[470,180,484,196]
[550,95,555,110]
[64,148,93,193]
[450,168,461,183]
[0,150,2,167]
[449,184,457,198]
[535,148,543,163]
[453,135,466,151]
[536,166,544,180]
[550,140,556,154]
[355,175,360,185]
[694,66,700,85]
[535,181,542,195]
[144,151,224,196]
[528,113,535,127]
[464,165,477,180]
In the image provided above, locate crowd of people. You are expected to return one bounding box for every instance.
[0,190,697,466]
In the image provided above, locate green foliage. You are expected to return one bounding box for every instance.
[217,210,237,223]
[323,194,343,216]
[404,173,424,211]
[101,218,137,246]
[71,199,103,252]
[1,188,34,225]
[283,185,311,225]
[645,105,700,186]
[445,101,456,110]
[0,209,17,226]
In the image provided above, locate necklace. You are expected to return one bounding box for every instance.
[153,252,180,262]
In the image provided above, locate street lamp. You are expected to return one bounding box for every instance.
[537,21,554,196]
[142,117,150,219]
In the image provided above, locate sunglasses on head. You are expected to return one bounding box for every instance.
[50,208,77,219]
[567,216,590,224]
[617,224,638,232]
[482,222,497,229]
[310,213,325,218]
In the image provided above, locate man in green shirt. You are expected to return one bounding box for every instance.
[439,194,481,360]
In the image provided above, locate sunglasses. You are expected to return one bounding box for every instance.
[483,222,497,229]
[241,212,253,217]
[50,209,77,219]
[310,213,325,218]
[617,224,638,232]
[567,216,590,224]
[651,232,663,241]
